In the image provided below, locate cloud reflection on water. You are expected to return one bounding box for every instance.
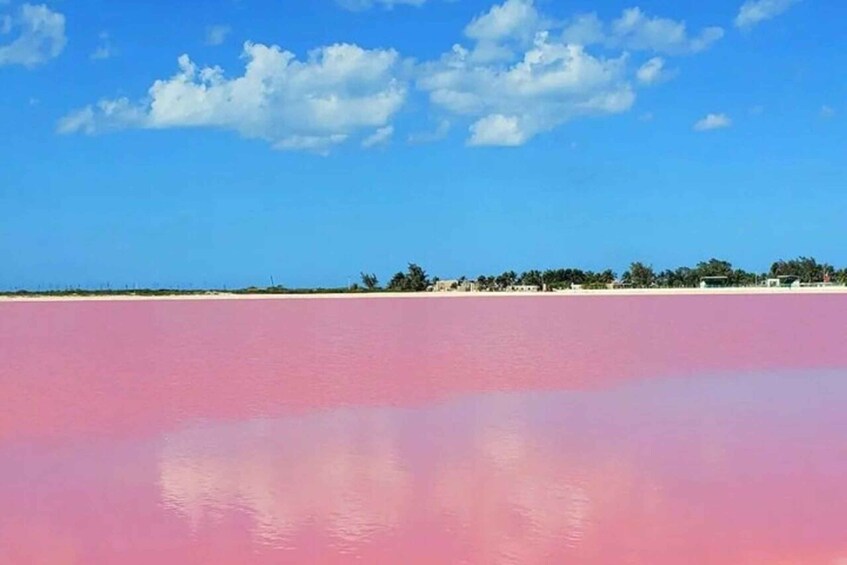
[159,410,411,551]
[156,371,847,563]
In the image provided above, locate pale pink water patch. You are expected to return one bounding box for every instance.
[1,295,847,563]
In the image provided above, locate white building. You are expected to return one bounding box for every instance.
[766,276,801,288]
[508,285,540,292]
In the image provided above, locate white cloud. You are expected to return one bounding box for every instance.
[468,114,527,146]
[57,106,96,134]
[465,0,539,42]
[735,0,801,29]
[274,134,348,153]
[58,42,407,153]
[362,125,394,147]
[57,98,147,135]
[558,14,605,46]
[612,8,724,54]
[418,3,635,147]
[636,57,667,84]
[563,8,724,55]
[90,31,114,61]
[694,113,732,131]
[336,0,426,11]
[57,1,725,151]
[0,3,66,67]
[463,0,542,63]
[820,105,835,119]
[205,24,230,46]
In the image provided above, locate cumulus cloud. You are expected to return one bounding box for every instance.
[415,2,718,146]
[465,0,538,41]
[419,34,634,146]
[693,113,731,131]
[562,8,724,55]
[468,114,527,146]
[57,0,725,151]
[205,24,230,46]
[58,42,407,153]
[336,0,426,11]
[461,0,545,63]
[735,0,801,29]
[636,57,667,84]
[413,0,724,146]
[0,3,66,67]
[418,0,638,147]
[362,125,394,147]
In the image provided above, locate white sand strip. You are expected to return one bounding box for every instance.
[1,286,846,303]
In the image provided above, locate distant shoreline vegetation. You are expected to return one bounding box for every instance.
[2,257,846,297]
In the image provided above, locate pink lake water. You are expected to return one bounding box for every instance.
[1,295,846,564]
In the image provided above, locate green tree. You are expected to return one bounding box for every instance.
[733,268,757,287]
[672,267,697,287]
[594,270,617,284]
[695,258,734,277]
[495,271,518,290]
[519,270,543,287]
[387,263,430,292]
[387,272,407,291]
[771,257,832,283]
[360,272,379,290]
[629,262,656,288]
[655,269,673,288]
[406,263,430,291]
[542,269,563,288]
[476,275,496,291]
[693,258,739,285]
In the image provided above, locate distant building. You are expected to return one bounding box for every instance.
[766,276,801,289]
[432,280,459,292]
[431,279,478,292]
[700,276,729,289]
[508,285,540,292]
[461,281,479,292]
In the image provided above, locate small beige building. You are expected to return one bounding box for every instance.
[432,280,478,292]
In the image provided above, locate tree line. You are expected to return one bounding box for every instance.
[358,256,847,292]
[3,256,844,297]
[626,257,846,288]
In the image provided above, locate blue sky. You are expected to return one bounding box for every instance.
[1,0,844,289]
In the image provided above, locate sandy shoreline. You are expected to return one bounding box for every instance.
[1,286,846,303]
